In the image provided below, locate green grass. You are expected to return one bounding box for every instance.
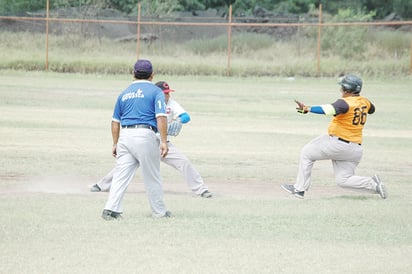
[0,71,411,273]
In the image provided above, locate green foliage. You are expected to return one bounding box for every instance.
[275,0,314,14]
[177,0,205,11]
[0,0,408,20]
[321,0,363,14]
[320,0,410,19]
[0,0,45,15]
[138,0,183,16]
[232,0,315,16]
[393,0,412,19]
[106,0,138,14]
[321,8,375,59]
[361,0,393,18]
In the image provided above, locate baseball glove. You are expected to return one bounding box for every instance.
[167,119,183,136]
[294,99,309,114]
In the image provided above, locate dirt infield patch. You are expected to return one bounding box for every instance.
[0,175,361,200]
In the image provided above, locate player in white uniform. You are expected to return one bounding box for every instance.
[281,74,387,199]
[92,81,212,198]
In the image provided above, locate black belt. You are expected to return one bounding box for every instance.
[338,137,350,143]
[122,124,157,133]
[337,137,361,146]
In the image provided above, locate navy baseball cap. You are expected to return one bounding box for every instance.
[134,59,153,74]
[155,81,175,93]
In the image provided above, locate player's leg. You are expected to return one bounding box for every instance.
[295,135,332,191]
[162,142,209,196]
[332,160,377,193]
[93,167,115,192]
[134,131,169,217]
[104,141,138,214]
[331,144,380,194]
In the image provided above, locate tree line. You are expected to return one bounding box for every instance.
[1,0,411,19]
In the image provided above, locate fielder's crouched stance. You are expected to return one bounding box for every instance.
[282,74,388,199]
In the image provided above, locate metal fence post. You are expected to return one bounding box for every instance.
[227,5,232,76]
[45,0,49,70]
[316,4,322,76]
[136,3,141,60]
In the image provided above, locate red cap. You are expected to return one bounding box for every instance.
[155,81,175,93]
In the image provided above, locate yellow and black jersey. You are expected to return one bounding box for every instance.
[328,96,375,144]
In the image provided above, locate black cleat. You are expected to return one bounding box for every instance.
[101,209,122,220]
[281,184,305,199]
[200,190,213,198]
[90,184,102,192]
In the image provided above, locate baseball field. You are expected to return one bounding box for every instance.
[1,70,411,273]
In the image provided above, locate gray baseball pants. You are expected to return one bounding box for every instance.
[294,135,377,193]
[104,128,168,217]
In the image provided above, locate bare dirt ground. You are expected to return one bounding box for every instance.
[0,174,359,200]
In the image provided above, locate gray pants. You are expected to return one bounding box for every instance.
[104,128,168,217]
[98,142,208,195]
[294,135,377,193]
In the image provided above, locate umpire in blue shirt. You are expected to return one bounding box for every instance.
[102,59,171,219]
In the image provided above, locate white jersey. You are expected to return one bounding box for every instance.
[166,98,186,123]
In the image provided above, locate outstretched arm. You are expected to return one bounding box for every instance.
[305,105,335,115]
[295,99,348,115]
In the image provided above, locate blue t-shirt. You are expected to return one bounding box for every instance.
[112,80,167,129]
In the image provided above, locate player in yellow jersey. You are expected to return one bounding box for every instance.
[281,74,387,199]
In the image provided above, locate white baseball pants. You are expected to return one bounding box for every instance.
[294,134,377,193]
